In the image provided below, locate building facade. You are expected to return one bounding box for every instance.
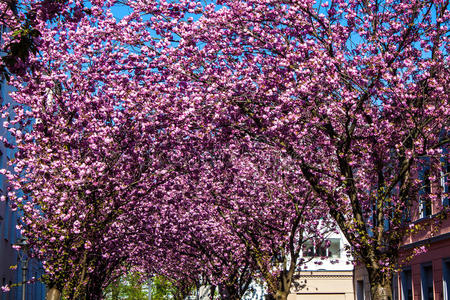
[354,154,449,300]
[289,230,355,300]
[0,32,46,299]
[396,206,450,300]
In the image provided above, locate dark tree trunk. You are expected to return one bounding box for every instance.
[218,284,241,300]
[83,274,105,300]
[210,285,215,300]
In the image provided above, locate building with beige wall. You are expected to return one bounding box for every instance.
[289,270,354,300]
[289,229,355,300]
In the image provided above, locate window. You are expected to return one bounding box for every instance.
[316,243,327,257]
[421,264,434,300]
[442,150,449,207]
[402,200,412,223]
[304,241,315,257]
[3,196,9,241]
[10,210,16,244]
[401,269,413,300]
[443,259,450,300]
[328,238,341,258]
[356,280,365,300]
[303,238,340,258]
[393,274,399,300]
[420,166,432,218]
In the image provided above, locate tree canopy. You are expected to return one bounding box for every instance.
[0,0,448,299]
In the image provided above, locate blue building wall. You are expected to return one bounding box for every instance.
[1,27,46,300]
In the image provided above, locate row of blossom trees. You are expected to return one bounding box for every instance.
[0,0,448,299]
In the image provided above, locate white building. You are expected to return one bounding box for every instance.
[288,229,355,300]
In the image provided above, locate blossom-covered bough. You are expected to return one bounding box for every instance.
[147,139,332,299]
[0,0,188,296]
[200,2,447,300]
[139,0,448,299]
[1,0,328,298]
[0,0,448,300]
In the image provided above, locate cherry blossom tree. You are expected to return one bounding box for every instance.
[127,0,448,299]
[2,2,315,299]
[1,1,448,300]
[2,66,173,297]
[0,1,185,297]
[201,143,332,300]
[135,168,257,300]
[137,133,332,299]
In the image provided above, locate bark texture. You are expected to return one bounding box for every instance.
[368,268,393,300]
[45,287,61,300]
[266,290,289,300]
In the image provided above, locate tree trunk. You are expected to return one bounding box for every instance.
[368,268,393,300]
[86,286,103,300]
[46,287,61,300]
[371,282,392,300]
[84,277,104,300]
[210,285,215,300]
[275,290,289,300]
[266,290,289,300]
[218,284,241,300]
